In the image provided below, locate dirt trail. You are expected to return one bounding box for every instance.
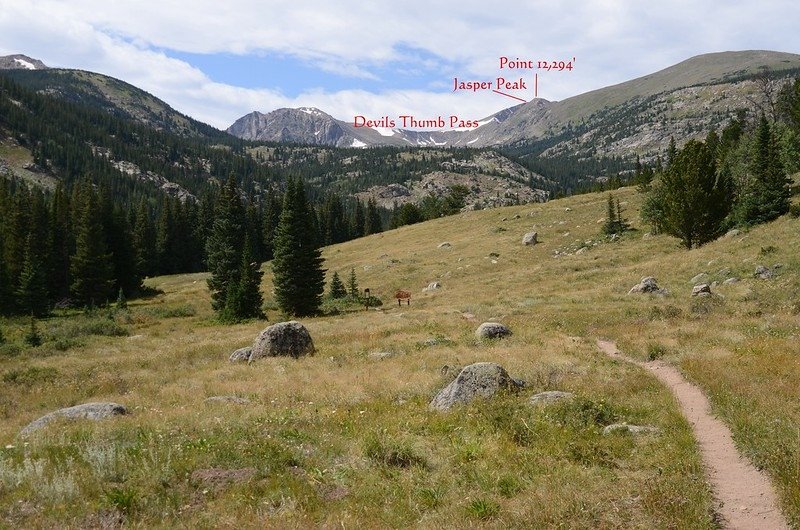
[596,339,789,530]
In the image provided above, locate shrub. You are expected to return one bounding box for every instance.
[647,343,668,361]
[3,366,60,386]
[24,317,42,347]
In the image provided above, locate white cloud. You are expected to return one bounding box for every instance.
[1,0,799,129]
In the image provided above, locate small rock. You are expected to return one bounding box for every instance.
[437,242,451,249]
[429,362,523,411]
[461,312,476,321]
[501,217,508,222]
[628,277,667,295]
[204,396,250,405]
[723,277,739,285]
[602,423,660,436]
[20,403,127,436]
[522,231,538,246]
[423,282,441,292]
[229,346,252,363]
[610,233,619,242]
[190,467,257,490]
[476,322,512,339]
[718,268,731,276]
[251,321,315,360]
[754,265,773,280]
[576,247,588,255]
[529,391,574,405]
[691,284,712,297]
[690,273,709,284]
[368,351,395,360]
[565,207,572,212]
[512,214,521,220]
[724,229,740,238]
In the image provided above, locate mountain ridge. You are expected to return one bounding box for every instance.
[228,50,800,156]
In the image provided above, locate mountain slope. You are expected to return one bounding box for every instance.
[0,62,225,138]
[228,50,800,156]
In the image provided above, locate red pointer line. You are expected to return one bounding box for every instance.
[492,89,527,103]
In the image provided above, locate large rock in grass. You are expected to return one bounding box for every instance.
[628,276,667,295]
[20,402,127,436]
[251,321,315,360]
[522,231,538,246]
[476,322,512,339]
[691,284,712,297]
[429,362,523,411]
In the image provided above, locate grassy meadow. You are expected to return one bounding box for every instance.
[1,185,798,528]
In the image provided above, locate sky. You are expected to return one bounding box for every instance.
[1,0,799,130]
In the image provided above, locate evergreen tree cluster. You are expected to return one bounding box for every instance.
[640,80,798,248]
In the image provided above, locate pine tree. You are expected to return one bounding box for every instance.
[206,174,246,313]
[16,233,50,316]
[262,192,282,261]
[347,267,359,299]
[116,287,127,310]
[351,200,365,237]
[24,316,42,347]
[221,236,264,322]
[70,184,114,307]
[272,178,326,316]
[602,194,618,235]
[732,116,791,225]
[48,185,71,301]
[655,139,732,248]
[328,271,347,299]
[132,199,156,278]
[364,198,383,235]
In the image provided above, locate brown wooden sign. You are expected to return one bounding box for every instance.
[394,289,411,306]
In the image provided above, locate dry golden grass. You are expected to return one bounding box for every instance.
[1,185,798,527]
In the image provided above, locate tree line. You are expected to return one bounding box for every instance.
[0,174,383,317]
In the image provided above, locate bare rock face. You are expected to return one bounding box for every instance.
[522,231,538,246]
[251,321,315,360]
[20,402,127,436]
[429,362,524,411]
[476,322,512,339]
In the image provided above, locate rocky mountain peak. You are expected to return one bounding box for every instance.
[0,54,48,70]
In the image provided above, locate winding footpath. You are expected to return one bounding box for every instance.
[596,339,789,530]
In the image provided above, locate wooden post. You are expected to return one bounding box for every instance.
[364,288,370,311]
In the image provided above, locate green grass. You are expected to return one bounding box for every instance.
[1,185,798,527]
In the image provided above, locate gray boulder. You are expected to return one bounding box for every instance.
[529,391,574,405]
[755,265,773,279]
[724,229,740,238]
[229,346,252,363]
[691,284,712,297]
[628,277,666,295]
[723,277,739,285]
[429,362,523,411]
[690,273,709,284]
[476,322,512,339]
[251,321,315,360]
[20,402,127,436]
[522,232,538,246]
[602,423,660,436]
[438,242,452,249]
